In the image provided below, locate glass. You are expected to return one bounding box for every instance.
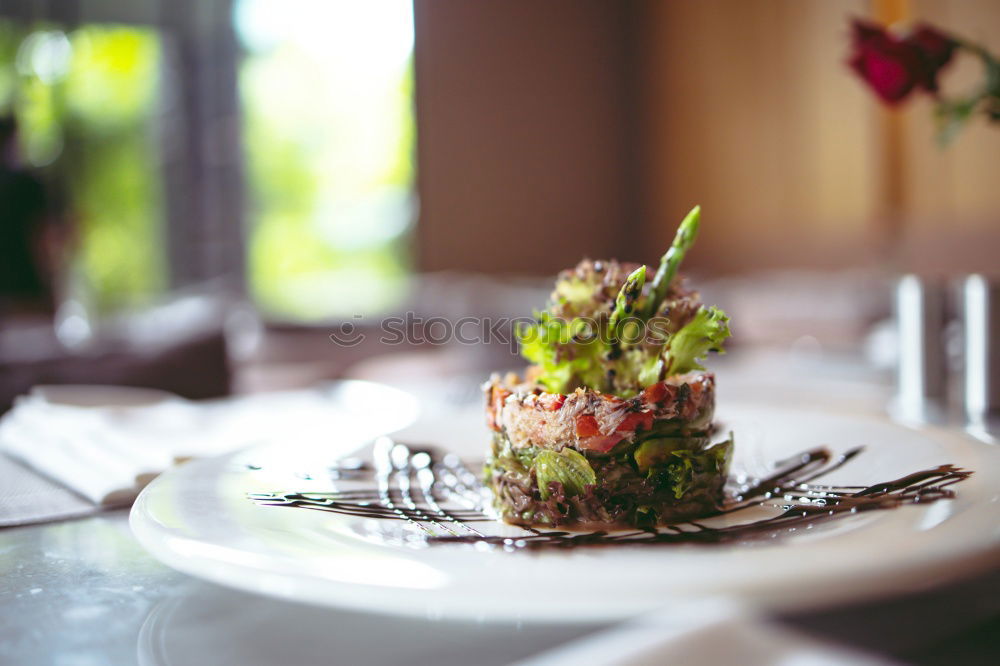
[963,275,1000,435]
[893,275,948,424]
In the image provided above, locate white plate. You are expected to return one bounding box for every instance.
[131,403,1000,623]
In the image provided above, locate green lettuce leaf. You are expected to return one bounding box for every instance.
[517,312,606,394]
[535,448,597,500]
[664,305,731,376]
[644,434,733,499]
[664,453,695,499]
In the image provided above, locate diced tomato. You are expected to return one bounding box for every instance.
[577,433,626,453]
[575,414,601,437]
[641,382,667,404]
[616,411,654,433]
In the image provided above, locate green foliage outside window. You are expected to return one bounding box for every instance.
[0,22,165,312]
[238,0,416,320]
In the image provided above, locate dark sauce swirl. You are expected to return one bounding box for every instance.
[248,440,972,551]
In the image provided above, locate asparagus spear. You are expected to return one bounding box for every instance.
[645,205,701,318]
[608,265,646,337]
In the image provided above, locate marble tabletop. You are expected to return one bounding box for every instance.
[1,509,997,665]
[0,511,604,665]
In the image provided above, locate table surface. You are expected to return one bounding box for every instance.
[2,350,999,665]
[1,510,998,666]
[0,511,606,666]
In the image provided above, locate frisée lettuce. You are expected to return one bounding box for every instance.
[517,206,731,397]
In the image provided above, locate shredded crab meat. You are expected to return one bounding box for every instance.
[485,372,714,453]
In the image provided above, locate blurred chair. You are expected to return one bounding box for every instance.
[0,292,232,414]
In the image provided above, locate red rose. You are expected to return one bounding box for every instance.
[848,19,956,104]
[905,24,957,92]
[849,19,923,104]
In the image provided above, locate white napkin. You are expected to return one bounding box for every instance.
[0,382,418,507]
[517,598,896,666]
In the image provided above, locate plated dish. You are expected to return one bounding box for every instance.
[130,400,1000,621]
[129,207,999,620]
[485,206,733,528]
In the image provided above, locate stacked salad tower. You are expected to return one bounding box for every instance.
[484,206,733,528]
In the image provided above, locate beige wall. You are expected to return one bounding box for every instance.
[414,0,1000,278]
[413,0,639,275]
[641,0,1000,277]
[900,0,1000,273]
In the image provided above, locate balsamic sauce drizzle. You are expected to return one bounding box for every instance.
[247,440,973,551]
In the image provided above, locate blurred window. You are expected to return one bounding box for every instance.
[0,0,416,323]
[236,0,416,321]
[0,21,166,313]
